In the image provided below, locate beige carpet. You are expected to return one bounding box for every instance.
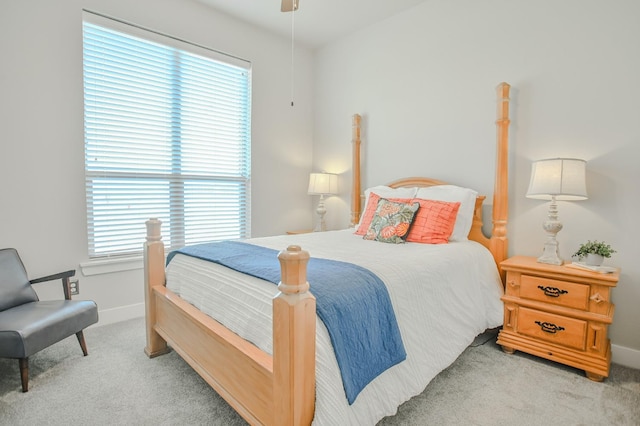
[1,318,639,425]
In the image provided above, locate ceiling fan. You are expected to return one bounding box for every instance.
[281,0,299,12]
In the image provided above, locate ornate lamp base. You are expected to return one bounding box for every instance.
[314,195,327,232]
[537,197,563,265]
[537,237,563,265]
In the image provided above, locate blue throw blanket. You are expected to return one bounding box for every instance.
[167,241,406,404]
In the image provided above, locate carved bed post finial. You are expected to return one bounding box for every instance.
[351,114,362,227]
[273,245,316,425]
[491,83,511,279]
[144,218,169,358]
[277,245,310,294]
[145,218,162,243]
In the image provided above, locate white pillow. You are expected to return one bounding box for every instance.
[356,185,418,228]
[364,185,418,200]
[415,185,478,241]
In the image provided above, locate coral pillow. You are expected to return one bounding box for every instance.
[355,186,418,233]
[363,198,420,244]
[404,199,460,244]
[415,185,478,242]
[355,192,386,235]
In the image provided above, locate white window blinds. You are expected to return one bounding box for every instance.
[82,13,252,258]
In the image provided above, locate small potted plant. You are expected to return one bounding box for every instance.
[573,240,617,266]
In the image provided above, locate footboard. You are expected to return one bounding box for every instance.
[143,219,316,425]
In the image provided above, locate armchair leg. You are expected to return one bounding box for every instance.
[76,330,89,356]
[19,358,29,392]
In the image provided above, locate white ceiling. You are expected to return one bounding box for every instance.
[195,0,428,49]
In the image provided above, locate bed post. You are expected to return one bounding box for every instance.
[144,218,170,358]
[490,82,511,279]
[350,114,362,227]
[273,245,316,426]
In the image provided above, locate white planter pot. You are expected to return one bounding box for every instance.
[585,253,604,266]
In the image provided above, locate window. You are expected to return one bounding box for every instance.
[82,12,251,258]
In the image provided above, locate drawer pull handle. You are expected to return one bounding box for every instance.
[537,285,568,298]
[535,321,565,334]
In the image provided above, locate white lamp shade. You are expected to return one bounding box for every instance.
[526,158,588,201]
[308,172,338,195]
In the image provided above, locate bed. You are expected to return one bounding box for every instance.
[143,82,512,425]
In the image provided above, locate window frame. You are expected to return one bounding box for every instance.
[82,11,252,260]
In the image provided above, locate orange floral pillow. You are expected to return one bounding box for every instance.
[404,199,460,244]
[363,198,420,244]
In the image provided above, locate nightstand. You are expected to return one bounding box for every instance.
[496,256,619,381]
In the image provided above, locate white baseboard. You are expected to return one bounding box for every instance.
[612,344,640,370]
[92,303,145,328]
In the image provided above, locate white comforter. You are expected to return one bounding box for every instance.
[165,229,504,425]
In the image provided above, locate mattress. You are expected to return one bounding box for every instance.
[165,229,504,425]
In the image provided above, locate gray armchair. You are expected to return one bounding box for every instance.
[0,248,98,392]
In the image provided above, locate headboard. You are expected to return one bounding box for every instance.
[349,83,511,273]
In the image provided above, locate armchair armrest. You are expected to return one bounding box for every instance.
[30,269,76,300]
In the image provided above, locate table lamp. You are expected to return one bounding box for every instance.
[308,172,338,232]
[526,158,588,265]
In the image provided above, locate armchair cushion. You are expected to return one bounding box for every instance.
[0,248,38,311]
[0,300,98,358]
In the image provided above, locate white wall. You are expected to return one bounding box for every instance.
[0,0,314,323]
[314,0,640,363]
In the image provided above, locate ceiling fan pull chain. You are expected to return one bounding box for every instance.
[290,0,295,107]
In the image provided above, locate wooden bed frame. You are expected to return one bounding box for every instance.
[143,82,511,425]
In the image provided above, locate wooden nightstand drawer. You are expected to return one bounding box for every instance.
[518,307,587,351]
[498,256,619,381]
[519,274,590,310]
